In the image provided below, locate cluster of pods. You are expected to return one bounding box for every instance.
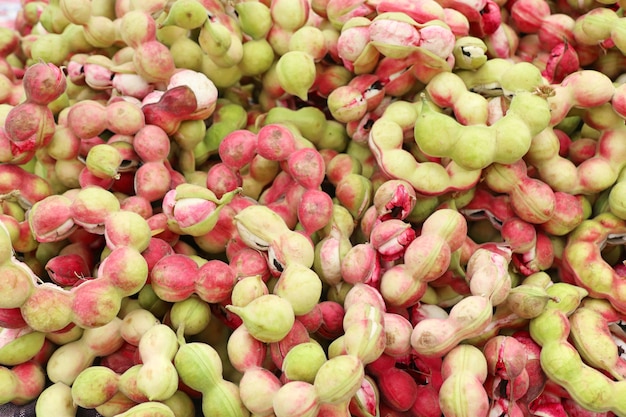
[5,0,626,416]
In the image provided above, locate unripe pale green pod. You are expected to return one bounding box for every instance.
[529,283,588,346]
[230,275,268,308]
[202,379,249,417]
[439,344,489,417]
[313,354,365,404]
[235,1,272,40]
[136,324,179,401]
[198,19,232,57]
[174,341,224,391]
[226,294,295,343]
[59,0,91,25]
[113,401,176,417]
[273,263,322,316]
[85,143,123,180]
[282,341,327,383]
[169,295,212,336]
[35,382,77,417]
[160,0,208,30]
[30,33,71,66]
[276,50,316,101]
[0,328,45,366]
[289,26,328,61]
[506,284,554,319]
[499,61,545,96]
[162,390,196,417]
[270,0,309,31]
[609,180,626,219]
[453,36,488,70]
[71,365,120,408]
[83,15,117,48]
[237,39,275,77]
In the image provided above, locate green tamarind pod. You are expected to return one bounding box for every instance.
[238,39,275,77]
[160,0,208,30]
[30,33,71,66]
[313,354,365,404]
[439,344,489,417]
[506,284,554,319]
[609,178,626,219]
[274,263,322,316]
[162,390,196,417]
[198,19,232,57]
[114,402,176,417]
[282,342,327,383]
[263,106,328,146]
[169,296,212,336]
[540,341,614,412]
[452,36,488,70]
[174,342,224,390]
[529,282,588,346]
[59,0,91,25]
[136,324,179,401]
[0,328,45,366]
[225,294,295,343]
[276,50,316,101]
[235,1,272,40]
[71,366,120,408]
[456,58,513,95]
[201,379,249,417]
[169,36,204,71]
[499,61,546,96]
[453,126,497,170]
[35,382,77,417]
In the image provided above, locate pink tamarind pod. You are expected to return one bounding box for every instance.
[45,253,91,287]
[4,101,56,161]
[510,0,551,34]
[141,86,198,135]
[349,375,380,417]
[256,123,298,162]
[297,188,334,236]
[376,0,445,23]
[195,259,237,304]
[369,218,416,262]
[511,231,555,276]
[205,162,242,198]
[22,61,66,105]
[0,308,28,329]
[469,0,501,37]
[28,194,76,243]
[340,243,381,286]
[542,40,580,84]
[218,129,259,171]
[149,253,199,302]
[316,300,345,340]
[286,147,326,190]
[373,179,417,222]
[501,217,537,254]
